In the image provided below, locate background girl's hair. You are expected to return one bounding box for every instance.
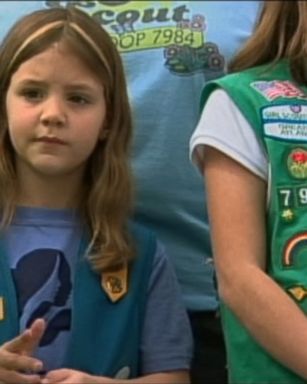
[0,7,135,272]
[229,1,307,84]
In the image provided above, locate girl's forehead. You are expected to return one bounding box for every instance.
[21,43,81,70]
[11,44,104,90]
[40,40,78,57]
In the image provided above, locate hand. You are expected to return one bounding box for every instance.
[42,369,113,384]
[0,318,45,384]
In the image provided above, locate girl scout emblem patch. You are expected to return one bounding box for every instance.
[101,263,128,302]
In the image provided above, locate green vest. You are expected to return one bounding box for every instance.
[0,222,155,378]
[201,61,307,383]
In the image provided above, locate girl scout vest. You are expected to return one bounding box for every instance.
[201,61,307,383]
[0,222,155,379]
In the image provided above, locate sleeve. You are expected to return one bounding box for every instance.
[189,88,268,181]
[140,241,193,374]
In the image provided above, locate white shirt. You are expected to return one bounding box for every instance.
[190,89,268,180]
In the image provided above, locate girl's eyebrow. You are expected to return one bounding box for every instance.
[16,79,46,87]
[65,83,104,92]
[15,79,103,92]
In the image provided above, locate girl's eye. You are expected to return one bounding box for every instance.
[21,89,44,101]
[68,95,90,105]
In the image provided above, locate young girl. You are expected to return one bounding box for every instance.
[0,6,192,384]
[190,1,307,383]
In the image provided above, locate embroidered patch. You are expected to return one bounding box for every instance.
[0,297,4,321]
[288,286,307,302]
[278,184,307,216]
[280,209,295,223]
[251,80,306,101]
[278,187,295,209]
[114,366,130,380]
[101,264,128,303]
[283,232,307,266]
[262,105,307,140]
[283,233,307,301]
[287,148,307,179]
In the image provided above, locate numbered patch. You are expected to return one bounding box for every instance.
[278,186,307,209]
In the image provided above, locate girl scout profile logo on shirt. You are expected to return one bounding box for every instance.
[11,249,72,346]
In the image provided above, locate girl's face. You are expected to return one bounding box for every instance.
[5,42,106,182]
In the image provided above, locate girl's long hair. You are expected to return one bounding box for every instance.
[229,1,307,84]
[0,7,134,272]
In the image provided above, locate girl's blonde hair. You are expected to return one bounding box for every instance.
[0,7,134,272]
[229,1,307,84]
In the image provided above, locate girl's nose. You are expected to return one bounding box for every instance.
[40,97,66,128]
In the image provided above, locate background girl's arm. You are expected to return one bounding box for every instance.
[204,146,307,379]
[42,369,189,383]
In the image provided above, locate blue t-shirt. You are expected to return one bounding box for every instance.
[4,207,192,375]
[0,0,262,312]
